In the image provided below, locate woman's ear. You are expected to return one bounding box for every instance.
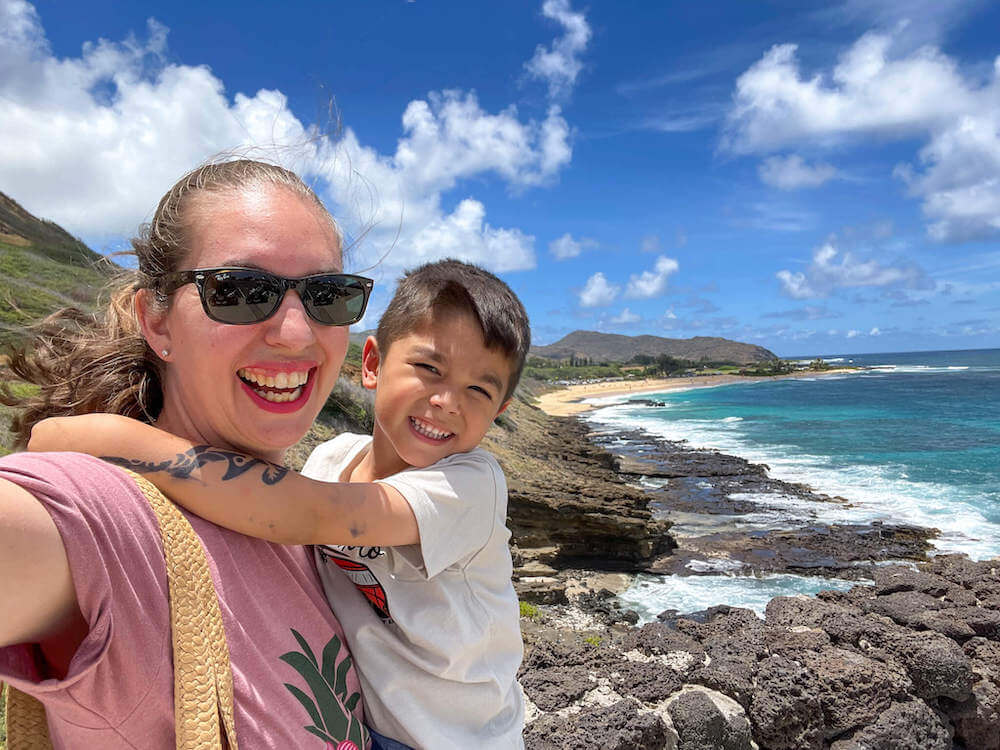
[360,335,381,391]
[135,288,172,361]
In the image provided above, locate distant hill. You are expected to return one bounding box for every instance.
[0,191,114,347]
[531,330,777,365]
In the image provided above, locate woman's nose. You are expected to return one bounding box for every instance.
[263,291,316,349]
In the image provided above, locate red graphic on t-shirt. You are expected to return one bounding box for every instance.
[319,548,391,621]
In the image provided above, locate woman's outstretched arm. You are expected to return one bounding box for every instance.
[0,479,80,648]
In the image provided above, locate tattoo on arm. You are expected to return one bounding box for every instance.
[101,446,289,485]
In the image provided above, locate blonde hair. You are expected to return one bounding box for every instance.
[2,159,340,446]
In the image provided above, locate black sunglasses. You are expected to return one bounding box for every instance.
[158,267,374,326]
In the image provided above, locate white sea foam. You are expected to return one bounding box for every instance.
[618,573,865,622]
[721,416,743,423]
[685,558,746,573]
[588,405,1000,561]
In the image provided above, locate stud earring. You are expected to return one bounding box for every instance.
[161,349,169,357]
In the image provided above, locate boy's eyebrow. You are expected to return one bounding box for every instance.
[411,345,506,394]
[479,370,505,394]
[410,346,445,363]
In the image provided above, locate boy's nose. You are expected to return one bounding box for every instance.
[429,387,460,413]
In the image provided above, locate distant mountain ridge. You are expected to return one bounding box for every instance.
[531,330,777,365]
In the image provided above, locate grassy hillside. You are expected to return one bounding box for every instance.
[0,191,115,349]
[0,240,112,348]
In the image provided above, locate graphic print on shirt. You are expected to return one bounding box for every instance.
[280,629,368,748]
[318,545,392,622]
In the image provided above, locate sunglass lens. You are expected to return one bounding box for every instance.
[203,271,282,324]
[304,277,368,325]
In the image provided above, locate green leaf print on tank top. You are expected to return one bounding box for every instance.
[281,629,368,748]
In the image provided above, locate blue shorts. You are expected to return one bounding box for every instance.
[367,727,414,750]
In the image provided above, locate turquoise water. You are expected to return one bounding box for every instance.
[589,348,1000,619]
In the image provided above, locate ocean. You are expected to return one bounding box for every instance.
[583,348,1000,622]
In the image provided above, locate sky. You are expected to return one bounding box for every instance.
[2,0,999,356]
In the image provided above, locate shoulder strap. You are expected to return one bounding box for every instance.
[3,470,238,750]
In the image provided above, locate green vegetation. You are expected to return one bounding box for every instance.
[523,361,624,381]
[519,601,542,621]
[0,241,111,348]
[809,357,830,371]
[524,351,754,382]
[583,634,602,647]
[739,359,797,376]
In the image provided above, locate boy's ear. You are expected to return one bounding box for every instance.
[135,288,172,362]
[360,335,381,391]
[496,399,511,418]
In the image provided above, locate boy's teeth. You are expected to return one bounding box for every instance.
[411,418,452,440]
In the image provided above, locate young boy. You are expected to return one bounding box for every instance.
[32,259,530,749]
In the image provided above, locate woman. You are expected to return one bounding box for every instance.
[0,160,372,747]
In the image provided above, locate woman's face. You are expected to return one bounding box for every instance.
[146,185,349,462]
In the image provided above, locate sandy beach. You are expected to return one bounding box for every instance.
[535,369,854,416]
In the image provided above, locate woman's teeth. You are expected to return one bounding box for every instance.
[410,417,453,440]
[238,367,309,402]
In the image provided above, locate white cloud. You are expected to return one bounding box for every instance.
[847,329,862,338]
[525,0,591,100]
[775,270,820,300]
[724,27,1000,241]
[404,199,535,272]
[610,308,640,324]
[869,326,881,335]
[579,272,620,307]
[758,154,838,190]
[640,234,660,253]
[626,255,680,298]
[725,33,972,152]
[0,0,577,276]
[664,307,677,319]
[777,242,925,299]
[549,232,596,260]
[896,110,1000,242]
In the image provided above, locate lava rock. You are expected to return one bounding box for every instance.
[666,686,754,750]
[829,699,953,750]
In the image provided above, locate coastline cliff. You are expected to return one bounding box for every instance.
[484,389,1000,750]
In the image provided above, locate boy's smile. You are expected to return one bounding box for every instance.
[359,311,512,479]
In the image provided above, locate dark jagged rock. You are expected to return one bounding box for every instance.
[483,399,676,580]
[490,389,999,748]
[828,699,953,750]
[666,687,754,750]
[523,700,673,750]
[520,555,1000,749]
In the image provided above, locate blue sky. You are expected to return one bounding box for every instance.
[2,0,999,356]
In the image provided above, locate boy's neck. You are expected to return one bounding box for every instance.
[350,433,409,482]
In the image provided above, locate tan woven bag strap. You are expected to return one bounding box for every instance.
[4,685,50,750]
[3,470,238,749]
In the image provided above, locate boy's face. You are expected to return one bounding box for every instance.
[362,310,512,476]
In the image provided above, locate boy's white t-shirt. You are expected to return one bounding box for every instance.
[302,433,525,749]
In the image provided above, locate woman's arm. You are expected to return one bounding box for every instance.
[29,415,420,547]
[0,478,81,648]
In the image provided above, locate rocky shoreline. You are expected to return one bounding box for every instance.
[484,392,1000,748]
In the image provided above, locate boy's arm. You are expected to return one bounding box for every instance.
[28,415,420,547]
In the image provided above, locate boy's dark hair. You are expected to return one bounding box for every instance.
[376,259,530,401]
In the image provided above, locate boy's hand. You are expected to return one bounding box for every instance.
[28,414,142,456]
